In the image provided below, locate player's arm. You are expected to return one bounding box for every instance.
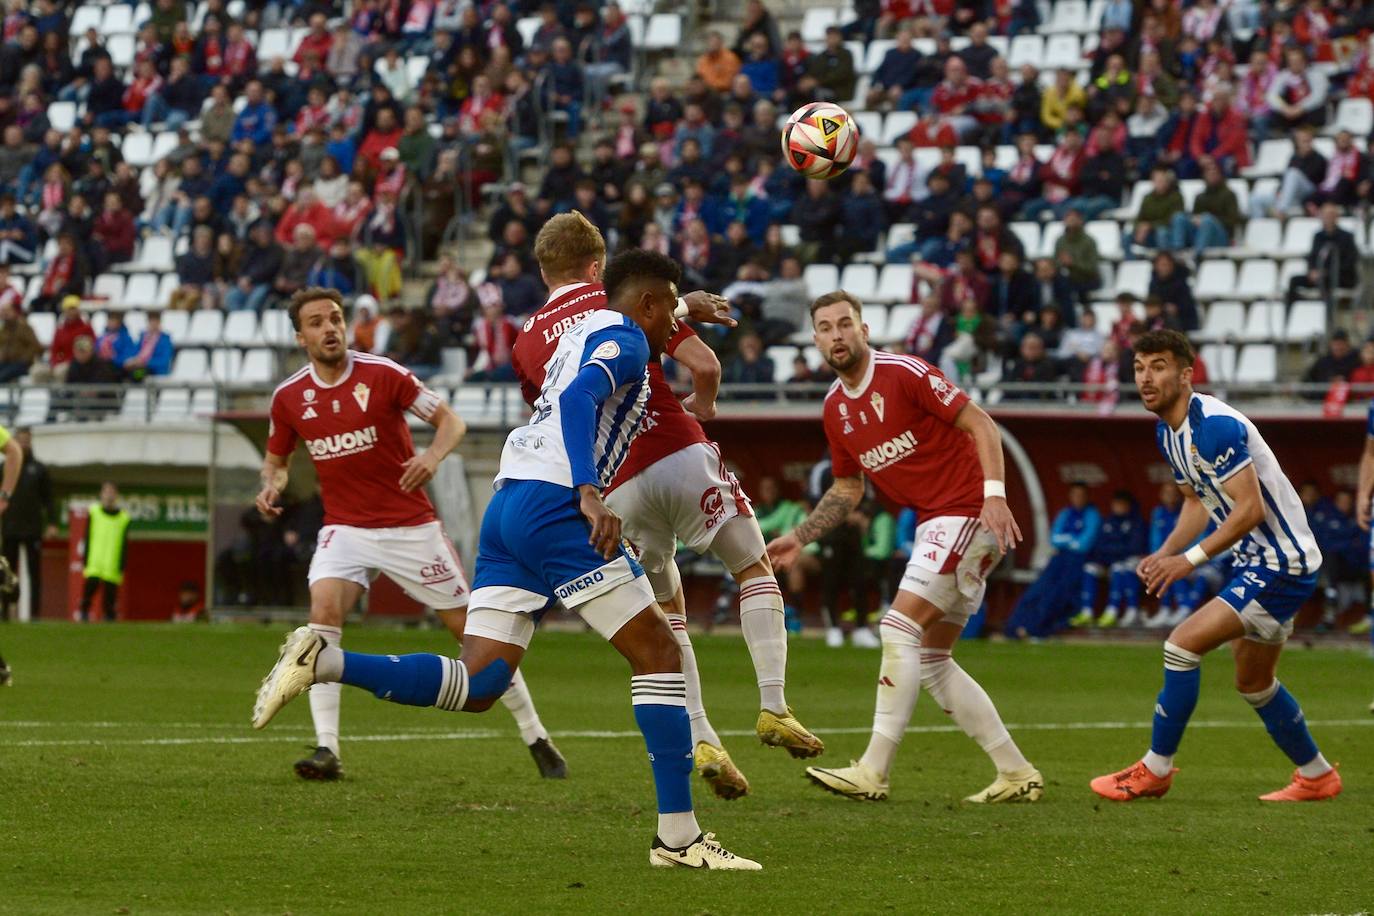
[766,475,865,571]
[952,401,1022,554]
[399,401,467,492]
[0,433,21,517]
[673,334,721,422]
[255,451,290,519]
[1357,436,1374,530]
[1142,468,1264,597]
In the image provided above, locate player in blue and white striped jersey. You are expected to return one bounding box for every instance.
[1091,329,1342,804]
[250,250,761,870]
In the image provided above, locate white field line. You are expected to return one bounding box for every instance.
[0,719,1371,749]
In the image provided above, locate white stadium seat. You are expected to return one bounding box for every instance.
[108,35,135,68]
[153,388,191,421]
[1241,218,1282,256]
[1236,259,1278,300]
[170,348,209,381]
[864,40,895,74]
[801,8,838,43]
[1040,0,1088,33]
[1280,218,1320,258]
[93,274,125,306]
[70,4,103,34]
[1043,34,1081,69]
[1286,301,1327,341]
[1199,343,1236,382]
[132,236,175,273]
[1179,179,1203,210]
[1114,260,1151,298]
[260,309,294,346]
[1333,97,1374,136]
[258,28,291,61]
[121,133,154,168]
[804,264,840,299]
[1243,139,1292,179]
[16,388,48,426]
[101,5,135,34]
[121,387,149,421]
[124,309,147,339]
[862,304,889,342]
[29,312,55,347]
[1240,302,1286,342]
[881,111,916,145]
[875,264,913,303]
[1038,222,1063,259]
[884,304,921,345]
[160,310,189,341]
[766,346,799,383]
[222,311,259,346]
[1009,222,1040,257]
[184,310,224,347]
[210,348,242,381]
[123,273,160,308]
[1235,344,1277,383]
[515,17,540,47]
[840,263,877,300]
[237,349,274,384]
[1194,301,1244,342]
[1194,260,1237,300]
[1007,34,1044,68]
[1085,220,1122,260]
[47,101,77,132]
[643,14,682,50]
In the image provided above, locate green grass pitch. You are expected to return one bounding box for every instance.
[1,623,1371,915]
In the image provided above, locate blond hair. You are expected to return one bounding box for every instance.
[533,211,606,284]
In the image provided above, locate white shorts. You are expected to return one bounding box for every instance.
[606,442,757,575]
[308,521,470,611]
[465,570,657,650]
[898,515,998,626]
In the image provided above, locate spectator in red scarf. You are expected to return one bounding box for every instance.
[32,233,86,313]
[1022,128,1085,220]
[466,294,521,382]
[1264,46,1328,134]
[458,74,505,135]
[295,13,333,69]
[358,108,404,172]
[1188,85,1250,175]
[1306,130,1365,212]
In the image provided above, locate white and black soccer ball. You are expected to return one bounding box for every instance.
[780,102,860,181]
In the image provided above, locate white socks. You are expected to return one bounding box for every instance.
[658,811,702,848]
[1142,750,1174,778]
[859,612,924,779]
[738,576,788,713]
[307,623,342,756]
[498,668,550,745]
[666,613,721,747]
[920,648,1031,776]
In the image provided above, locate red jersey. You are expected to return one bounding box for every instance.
[267,352,442,528]
[510,283,709,493]
[823,351,982,519]
[932,77,983,115]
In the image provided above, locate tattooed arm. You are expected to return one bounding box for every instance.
[765,475,865,571]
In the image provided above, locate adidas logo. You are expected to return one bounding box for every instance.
[302,406,318,419]
[1154,703,1167,718]
[878,676,895,687]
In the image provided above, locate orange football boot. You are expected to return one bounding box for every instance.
[1090,761,1177,800]
[1259,766,1342,802]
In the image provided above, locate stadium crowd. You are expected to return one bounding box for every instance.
[0,0,1367,399]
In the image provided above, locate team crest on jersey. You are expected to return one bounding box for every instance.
[304,389,316,402]
[870,392,885,421]
[332,400,341,413]
[591,340,621,361]
[302,406,318,420]
[353,382,371,412]
[928,374,957,406]
[838,402,849,418]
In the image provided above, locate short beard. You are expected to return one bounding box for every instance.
[312,344,346,367]
[825,346,863,373]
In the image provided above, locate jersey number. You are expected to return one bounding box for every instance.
[533,352,571,425]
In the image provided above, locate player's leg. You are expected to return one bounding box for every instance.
[1090,595,1244,800]
[436,605,566,779]
[1071,563,1102,628]
[78,576,99,622]
[1113,559,1142,627]
[101,580,118,622]
[285,575,365,779]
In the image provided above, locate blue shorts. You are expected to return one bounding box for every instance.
[1215,566,1317,645]
[466,479,652,647]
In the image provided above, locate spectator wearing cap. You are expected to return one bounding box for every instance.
[122,311,174,381]
[226,221,283,313]
[802,27,856,104]
[373,147,409,204]
[350,294,383,353]
[0,297,40,383]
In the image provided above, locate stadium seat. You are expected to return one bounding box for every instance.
[123,273,160,308]
[108,35,135,68]
[101,4,135,34]
[515,16,540,47]
[885,304,920,345]
[184,310,223,347]
[1112,260,1151,298]
[1117,180,1150,219]
[122,133,155,168]
[29,312,55,347]
[1199,343,1237,382]
[1226,178,1249,215]
[802,346,823,371]
[766,347,797,383]
[70,4,103,34]
[153,388,191,421]
[780,224,801,247]
[222,311,259,346]
[130,236,175,273]
[46,101,77,132]
[121,387,150,421]
[1007,34,1044,68]
[1278,257,1308,293]
[804,263,840,299]
[1040,0,1088,33]
[160,310,189,341]
[1240,301,1286,342]
[211,348,242,381]
[1179,179,1203,210]
[155,273,179,307]
[437,348,467,381]
[852,111,883,144]
[1286,301,1327,341]
[1039,222,1063,259]
[1009,221,1040,257]
[864,40,895,74]
[1194,260,1237,299]
[1234,344,1277,383]
[800,8,838,42]
[1085,220,1122,260]
[953,145,981,176]
[863,304,889,342]
[1236,259,1278,300]
[1332,97,1374,137]
[1240,218,1282,257]
[170,348,208,382]
[22,276,41,308]
[237,349,274,384]
[1339,216,1368,251]
[150,131,179,164]
[1243,139,1293,179]
[124,309,147,339]
[1194,301,1244,342]
[840,263,877,300]
[994,144,1018,170]
[92,274,125,307]
[884,222,915,250]
[881,111,916,145]
[259,309,293,346]
[876,264,913,303]
[643,14,682,50]
[258,28,291,61]
[16,388,48,427]
[1280,218,1320,258]
[1042,34,1081,69]
[406,55,428,86]
[89,310,106,337]
[190,387,218,417]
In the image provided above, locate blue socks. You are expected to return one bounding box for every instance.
[631,673,694,814]
[1243,681,1320,767]
[1149,642,1202,758]
[339,651,469,710]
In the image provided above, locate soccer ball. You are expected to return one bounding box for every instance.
[781,103,860,180]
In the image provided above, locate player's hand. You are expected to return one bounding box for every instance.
[1141,554,1193,597]
[682,393,716,421]
[682,290,736,328]
[579,484,622,560]
[1136,550,1167,582]
[255,485,283,519]
[979,496,1021,555]
[399,451,439,492]
[766,533,803,571]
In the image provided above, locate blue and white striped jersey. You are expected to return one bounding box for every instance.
[1155,393,1321,576]
[496,309,650,490]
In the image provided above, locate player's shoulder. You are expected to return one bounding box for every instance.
[271,364,313,401]
[1190,394,1249,455]
[872,350,933,379]
[822,377,844,408]
[351,352,415,381]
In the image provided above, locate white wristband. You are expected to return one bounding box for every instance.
[983,480,1006,500]
[1184,544,1209,567]
[674,297,689,319]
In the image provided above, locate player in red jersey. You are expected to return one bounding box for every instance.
[256,287,566,781]
[767,290,1043,804]
[514,213,824,799]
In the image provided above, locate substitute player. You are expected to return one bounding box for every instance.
[257,287,565,781]
[0,422,23,686]
[253,252,759,869]
[513,213,823,800]
[768,291,1043,804]
[1091,329,1341,802]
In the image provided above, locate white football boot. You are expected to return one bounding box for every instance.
[805,760,889,801]
[252,626,324,729]
[965,767,1045,803]
[649,832,762,870]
